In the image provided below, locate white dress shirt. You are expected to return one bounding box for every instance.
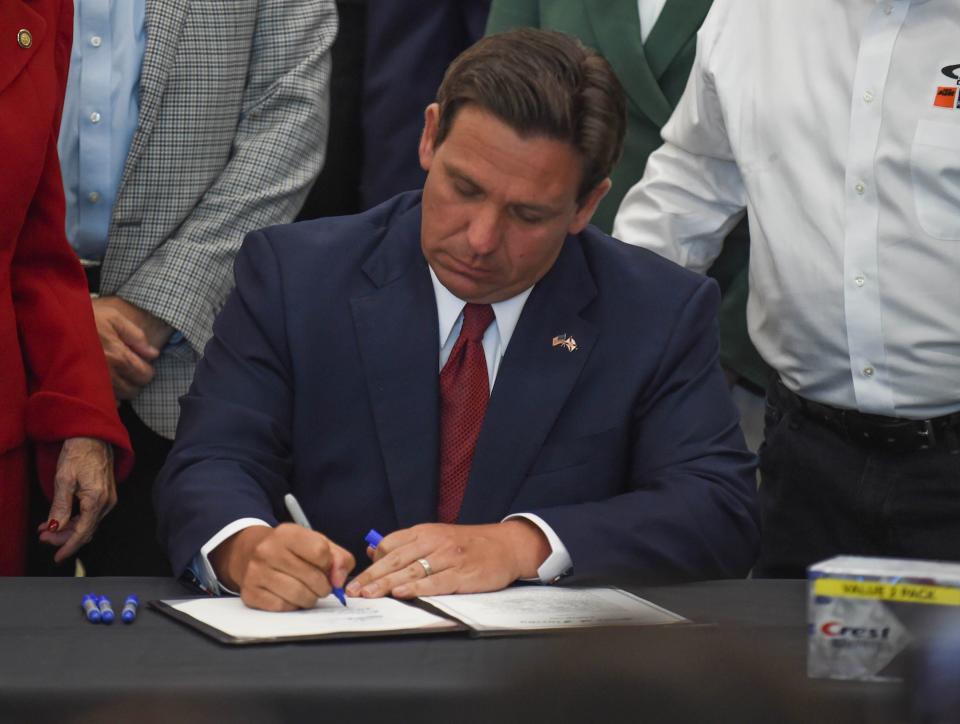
[614,0,960,419]
[637,0,668,44]
[196,268,572,592]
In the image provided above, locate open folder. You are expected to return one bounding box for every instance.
[152,586,688,645]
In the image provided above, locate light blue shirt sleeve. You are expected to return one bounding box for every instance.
[58,0,146,260]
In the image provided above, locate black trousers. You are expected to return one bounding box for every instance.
[78,404,173,576]
[756,383,960,578]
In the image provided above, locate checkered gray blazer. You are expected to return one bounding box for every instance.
[99,0,337,438]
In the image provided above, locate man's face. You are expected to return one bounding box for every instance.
[418,104,609,304]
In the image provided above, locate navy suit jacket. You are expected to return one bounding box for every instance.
[156,192,760,581]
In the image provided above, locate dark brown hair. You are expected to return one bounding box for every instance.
[434,28,627,205]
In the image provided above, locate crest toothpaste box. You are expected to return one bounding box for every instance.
[808,556,960,681]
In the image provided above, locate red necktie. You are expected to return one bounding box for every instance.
[437,303,495,524]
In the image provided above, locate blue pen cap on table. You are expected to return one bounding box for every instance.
[122,595,140,623]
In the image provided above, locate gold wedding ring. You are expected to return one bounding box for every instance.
[416,558,433,577]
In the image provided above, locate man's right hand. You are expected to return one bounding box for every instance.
[210,524,356,611]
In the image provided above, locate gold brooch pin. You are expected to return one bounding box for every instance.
[552,334,578,352]
[17,29,32,49]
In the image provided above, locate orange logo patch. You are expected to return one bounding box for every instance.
[934,86,958,108]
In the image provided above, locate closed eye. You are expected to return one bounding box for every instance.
[512,207,549,224]
[454,181,482,199]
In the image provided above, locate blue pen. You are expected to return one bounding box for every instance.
[121,594,139,623]
[81,594,101,623]
[365,529,384,549]
[97,595,115,624]
[283,494,347,606]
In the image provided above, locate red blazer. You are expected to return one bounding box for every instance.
[0,0,132,574]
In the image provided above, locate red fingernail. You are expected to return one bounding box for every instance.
[47,520,60,532]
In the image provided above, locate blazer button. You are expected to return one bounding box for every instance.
[17,29,32,49]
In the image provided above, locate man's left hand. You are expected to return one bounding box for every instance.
[36,437,117,563]
[93,296,173,352]
[344,520,550,599]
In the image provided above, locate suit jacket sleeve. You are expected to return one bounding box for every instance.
[116,1,338,355]
[531,278,760,581]
[12,0,132,492]
[155,231,292,575]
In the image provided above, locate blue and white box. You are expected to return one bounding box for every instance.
[808,556,960,681]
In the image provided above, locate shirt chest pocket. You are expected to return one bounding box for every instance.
[911,120,960,241]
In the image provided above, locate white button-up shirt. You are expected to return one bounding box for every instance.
[614,0,960,419]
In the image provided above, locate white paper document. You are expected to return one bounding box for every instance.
[159,587,686,643]
[421,586,687,632]
[168,595,459,641]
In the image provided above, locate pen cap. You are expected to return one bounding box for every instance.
[97,595,115,623]
[81,594,101,622]
[121,595,139,623]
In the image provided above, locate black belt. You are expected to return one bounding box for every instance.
[772,379,960,454]
[80,259,101,295]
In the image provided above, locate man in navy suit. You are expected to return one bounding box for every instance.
[155,29,759,611]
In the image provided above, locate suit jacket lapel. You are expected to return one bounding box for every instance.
[644,0,712,81]
[582,0,672,128]
[351,204,440,528]
[458,237,598,524]
[0,2,46,95]
[116,0,189,195]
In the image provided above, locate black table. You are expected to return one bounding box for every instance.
[0,578,905,723]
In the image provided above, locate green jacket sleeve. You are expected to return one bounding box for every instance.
[485,0,540,33]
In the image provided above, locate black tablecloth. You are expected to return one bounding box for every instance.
[0,578,903,723]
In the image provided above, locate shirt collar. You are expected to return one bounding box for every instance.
[428,266,533,352]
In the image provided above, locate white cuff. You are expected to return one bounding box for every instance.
[502,512,572,583]
[197,518,272,595]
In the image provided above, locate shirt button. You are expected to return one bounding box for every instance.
[88,191,100,203]
[89,111,101,124]
[90,35,102,47]
[883,5,893,15]
[863,90,874,103]
[863,367,875,377]
[855,182,865,195]
[855,275,865,287]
